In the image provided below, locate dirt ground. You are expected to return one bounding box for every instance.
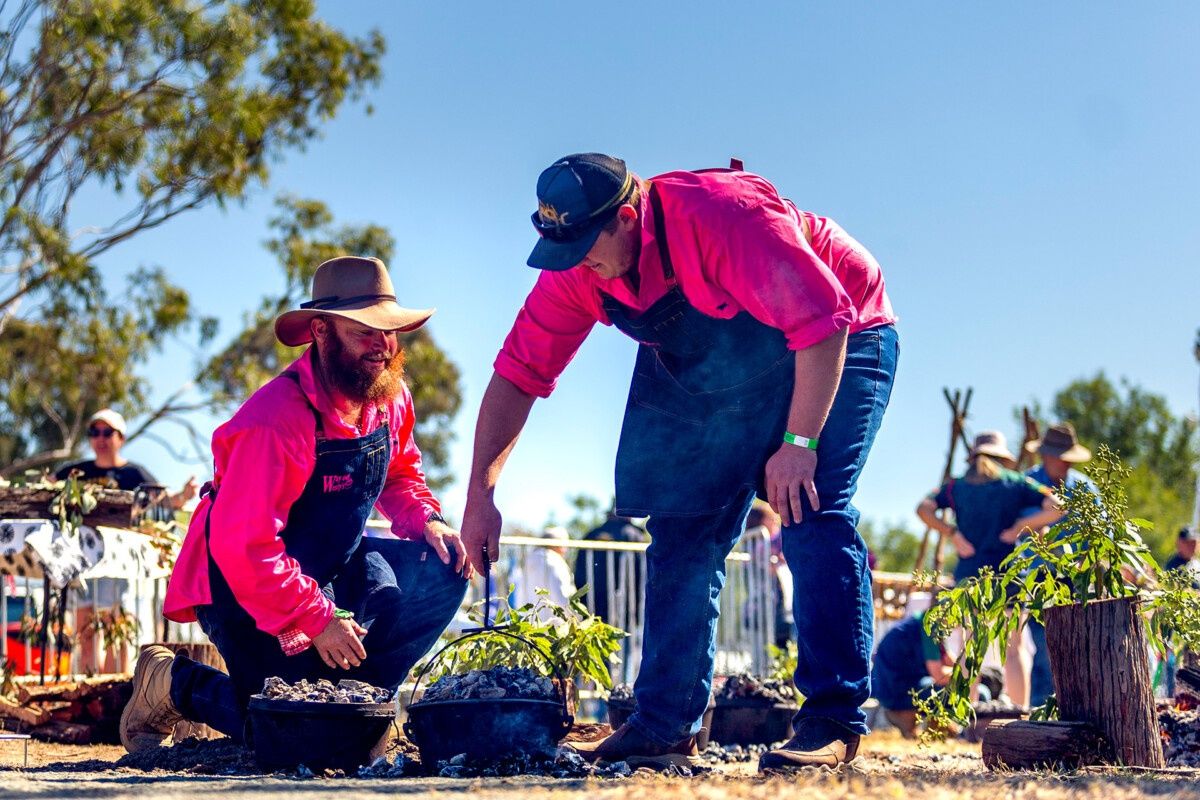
[1,730,1198,800]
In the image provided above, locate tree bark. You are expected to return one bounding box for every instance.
[982,719,1110,770]
[1044,596,1165,767]
[147,642,227,741]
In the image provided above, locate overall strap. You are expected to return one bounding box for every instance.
[281,370,326,445]
[647,182,676,284]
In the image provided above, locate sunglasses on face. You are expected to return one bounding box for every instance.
[87,427,118,439]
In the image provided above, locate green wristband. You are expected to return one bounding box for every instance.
[783,432,819,450]
[334,608,354,620]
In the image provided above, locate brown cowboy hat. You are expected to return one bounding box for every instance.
[1025,422,1092,463]
[274,256,434,347]
[968,430,1017,467]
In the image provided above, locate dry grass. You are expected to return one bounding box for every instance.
[2,729,1197,800]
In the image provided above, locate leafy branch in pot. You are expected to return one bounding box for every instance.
[915,445,1200,742]
[434,588,627,690]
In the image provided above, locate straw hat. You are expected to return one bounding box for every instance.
[274,256,434,347]
[968,430,1017,466]
[1025,422,1092,463]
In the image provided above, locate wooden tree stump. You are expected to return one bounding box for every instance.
[982,719,1110,770]
[1044,596,1165,767]
[145,643,227,741]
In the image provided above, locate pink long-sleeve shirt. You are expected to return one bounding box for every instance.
[496,169,896,398]
[164,349,441,641]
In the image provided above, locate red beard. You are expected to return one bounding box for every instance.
[319,328,406,404]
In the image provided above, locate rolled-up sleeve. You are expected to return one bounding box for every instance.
[698,193,856,350]
[207,427,334,639]
[494,269,601,398]
[375,385,441,537]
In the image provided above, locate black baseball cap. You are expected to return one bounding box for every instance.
[1180,526,1196,541]
[527,153,635,271]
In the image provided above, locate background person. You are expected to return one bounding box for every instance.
[1018,421,1096,706]
[510,525,577,620]
[916,430,1060,708]
[56,408,198,673]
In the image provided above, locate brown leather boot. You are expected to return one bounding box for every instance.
[758,717,861,770]
[120,645,183,753]
[884,708,919,738]
[570,722,699,768]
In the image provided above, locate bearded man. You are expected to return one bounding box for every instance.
[120,256,469,752]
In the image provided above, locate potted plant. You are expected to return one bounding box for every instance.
[915,446,1200,767]
[404,589,626,765]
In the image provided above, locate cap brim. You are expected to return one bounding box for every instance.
[527,223,604,271]
[274,303,434,347]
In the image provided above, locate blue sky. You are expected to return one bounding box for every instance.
[76,2,1199,533]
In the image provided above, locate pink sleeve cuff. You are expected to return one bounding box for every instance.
[493,351,556,398]
[278,627,313,656]
[295,599,335,641]
[784,311,856,351]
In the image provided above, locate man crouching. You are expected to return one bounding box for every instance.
[120,256,469,751]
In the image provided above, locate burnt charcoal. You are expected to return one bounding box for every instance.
[715,673,796,705]
[698,741,769,764]
[253,676,392,703]
[422,666,555,702]
[1160,703,1200,768]
[608,683,635,704]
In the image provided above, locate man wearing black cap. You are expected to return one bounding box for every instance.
[1166,527,1199,579]
[462,154,899,768]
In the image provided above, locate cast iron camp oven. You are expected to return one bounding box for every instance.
[246,690,396,772]
[403,546,573,766]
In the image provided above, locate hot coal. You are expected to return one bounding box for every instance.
[421,666,556,702]
[715,673,796,705]
[256,676,392,703]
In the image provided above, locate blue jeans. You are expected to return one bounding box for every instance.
[1028,617,1054,706]
[629,324,898,743]
[786,324,897,735]
[170,539,466,742]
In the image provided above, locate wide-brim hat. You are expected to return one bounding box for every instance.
[274,256,434,347]
[1025,422,1092,463]
[968,430,1016,466]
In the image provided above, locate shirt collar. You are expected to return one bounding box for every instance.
[286,349,387,435]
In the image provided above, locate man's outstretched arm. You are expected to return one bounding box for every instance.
[461,372,537,573]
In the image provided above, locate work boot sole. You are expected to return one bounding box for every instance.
[625,753,703,771]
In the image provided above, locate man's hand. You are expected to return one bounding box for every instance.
[425,519,472,578]
[764,444,819,527]
[461,493,502,574]
[999,524,1025,545]
[951,530,976,558]
[312,616,368,670]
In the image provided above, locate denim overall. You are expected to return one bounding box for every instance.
[170,372,466,741]
[610,183,898,746]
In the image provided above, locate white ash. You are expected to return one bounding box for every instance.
[256,676,392,703]
[422,666,556,702]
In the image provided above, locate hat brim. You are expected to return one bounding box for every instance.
[1026,439,1092,463]
[970,445,1017,466]
[527,222,605,271]
[274,302,434,347]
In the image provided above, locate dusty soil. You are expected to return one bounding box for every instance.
[2,729,1198,799]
